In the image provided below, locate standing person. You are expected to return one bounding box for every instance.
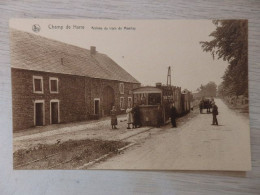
[209,97,214,113]
[199,100,204,114]
[132,103,141,128]
[170,102,177,128]
[132,104,137,129]
[209,100,213,113]
[212,101,219,125]
[206,100,210,113]
[126,105,133,129]
[110,106,118,129]
[135,104,141,128]
[157,104,163,127]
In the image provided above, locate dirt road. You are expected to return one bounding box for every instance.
[91,99,251,171]
[13,115,151,152]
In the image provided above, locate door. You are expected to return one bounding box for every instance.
[35,103,44,126]
[94,99,100,115]
[51,102,59,124]
[103,86,115,116]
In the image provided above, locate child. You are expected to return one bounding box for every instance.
[110,106,118,129]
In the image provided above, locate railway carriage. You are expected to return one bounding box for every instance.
[132,84,191,127]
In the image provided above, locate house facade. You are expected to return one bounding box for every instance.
[10,29,140,131]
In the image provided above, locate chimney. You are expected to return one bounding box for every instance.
[90,46,96,55]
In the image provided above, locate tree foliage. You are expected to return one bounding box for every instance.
[200,20,248,97]
[198,81,217,97]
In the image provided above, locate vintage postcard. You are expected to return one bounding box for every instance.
[9,19,251,170]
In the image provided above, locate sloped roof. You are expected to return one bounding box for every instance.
[9,29,139,83]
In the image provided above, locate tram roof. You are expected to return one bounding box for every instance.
[132,86,162,94]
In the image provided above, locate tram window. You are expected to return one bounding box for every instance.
[148,93,161,105]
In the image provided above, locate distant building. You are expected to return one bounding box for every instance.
[10,29,140,131]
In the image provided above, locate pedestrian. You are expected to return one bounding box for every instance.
[209,97,214,113]
[212,101,219,125]
[209,100,213,113]
[170,102,177,128]
[110,106,118,129]
[206,100,210,113]
[132,103,141,128]
[126,105,133,129]
[136,104,141,128]
[199,100,204,114]
[157,104,163,127]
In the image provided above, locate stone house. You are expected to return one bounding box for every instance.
[10,29,140,131]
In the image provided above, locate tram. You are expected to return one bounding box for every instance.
[132,83,191,127]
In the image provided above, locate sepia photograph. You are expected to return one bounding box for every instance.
[9,19,251,170]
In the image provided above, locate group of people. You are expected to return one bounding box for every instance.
[111,103,178,130]
[111,99,218,130]
[126,104,142,129]
[110,104,141,130]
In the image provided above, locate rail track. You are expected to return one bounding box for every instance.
[14,127,154,170]
[14,142,92,169]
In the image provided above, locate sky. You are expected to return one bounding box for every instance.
[9,19,229,92]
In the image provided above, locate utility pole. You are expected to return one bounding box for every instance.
[167,66,171,86]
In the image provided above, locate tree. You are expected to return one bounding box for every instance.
[197,82,217,98]
[206,82,217,97]
[217,83,224,97]
[200,20,248,97]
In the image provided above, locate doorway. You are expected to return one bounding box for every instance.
[34,100,45,126]
[50,100,59,124]
[94,98,100,115]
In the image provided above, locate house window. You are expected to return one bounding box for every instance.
[119,83,124,94]
[120,97,125,109]
[128,97,132,107]
[49,77,59,93]
[33,76,43,94]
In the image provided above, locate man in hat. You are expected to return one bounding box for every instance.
[170,102,177,128]
[212,101,219,125]
[157,104,163,127]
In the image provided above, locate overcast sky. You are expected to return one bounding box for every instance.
[10,19,229,91]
